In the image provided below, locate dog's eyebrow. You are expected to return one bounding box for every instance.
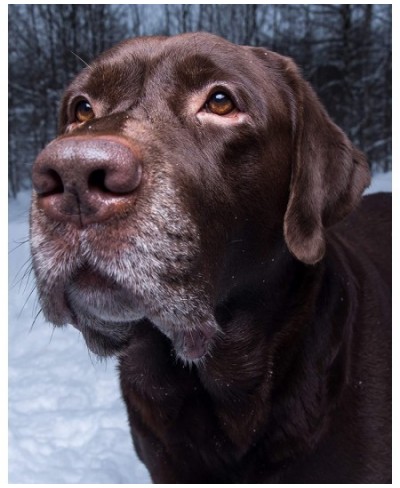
[173,54,232,91]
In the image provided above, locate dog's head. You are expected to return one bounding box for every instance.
[30,33,370,362]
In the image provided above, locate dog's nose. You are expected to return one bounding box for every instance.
[32,136,142,226]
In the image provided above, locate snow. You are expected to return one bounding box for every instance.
[363,170,392,195]
[8,173,391,483]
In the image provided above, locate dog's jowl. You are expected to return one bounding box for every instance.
[30,33,391,483]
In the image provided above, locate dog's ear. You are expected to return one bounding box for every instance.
[283,59,370,264]
[250,48,371,265]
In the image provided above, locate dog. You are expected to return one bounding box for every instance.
[30,32,391,483]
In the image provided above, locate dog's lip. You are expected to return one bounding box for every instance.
[70,266,115,290]
[65,266,145,324]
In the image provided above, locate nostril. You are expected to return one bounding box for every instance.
[87,167,141,195]
[34,168,64,196]
[46,169,64,194]
[88,169,108,193]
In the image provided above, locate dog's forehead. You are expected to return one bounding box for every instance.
[87,33,255,90]
[98,33,244,65]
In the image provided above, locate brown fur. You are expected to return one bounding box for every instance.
[30,33,391,483]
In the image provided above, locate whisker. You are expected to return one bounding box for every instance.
[18,285,37,318]
[71,51,91,69]
[9,237,30,254]
[21,266,35,295]
[29,307,43,332]
[47,324,57,344]
[11,256,33,289]
[86,347,97,368]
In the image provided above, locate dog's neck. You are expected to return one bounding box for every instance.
[119,238,357,468]
[198,240,356,460]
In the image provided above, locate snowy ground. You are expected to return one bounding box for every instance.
[8,172,391,483]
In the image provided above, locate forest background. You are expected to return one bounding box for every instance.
[8,4,392,197]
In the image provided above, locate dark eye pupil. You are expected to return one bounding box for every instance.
[77,101,91,113]
[212,92,228,104]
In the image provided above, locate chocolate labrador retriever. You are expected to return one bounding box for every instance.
[30,33,391,483]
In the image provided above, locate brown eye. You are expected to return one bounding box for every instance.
[75,100,94,122]
[206,92,235,116]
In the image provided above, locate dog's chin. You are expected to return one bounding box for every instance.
[72,318,139,357]
[62,267,218,362]
[62,270,143,356]
[71,316,216,363]
[73,315,216,363]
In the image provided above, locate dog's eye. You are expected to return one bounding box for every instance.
[75,100,95,123]
[206,92,236,116]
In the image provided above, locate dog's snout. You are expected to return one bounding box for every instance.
[32,136,142,226]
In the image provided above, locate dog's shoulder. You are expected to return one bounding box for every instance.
[329,192,391,285]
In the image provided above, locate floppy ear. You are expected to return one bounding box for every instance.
[279,55,371,264]
[249,48,371,265]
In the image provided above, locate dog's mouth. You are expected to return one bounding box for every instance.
[66,266,145,324]
[62,264,218,362]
